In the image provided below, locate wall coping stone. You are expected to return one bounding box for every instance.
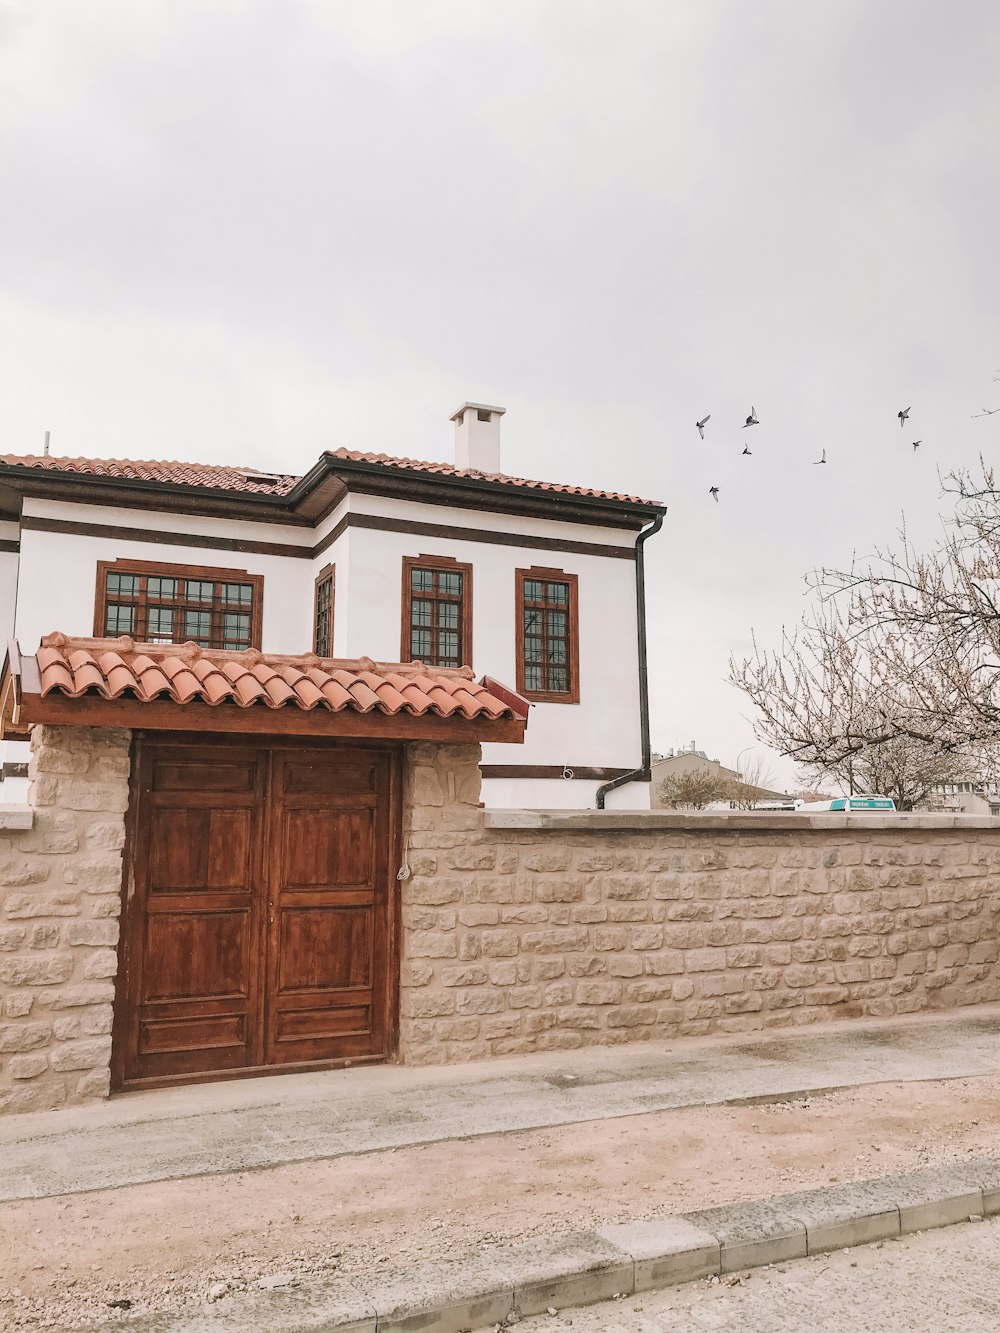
[0,807,33,830]
[484,809,1000,833]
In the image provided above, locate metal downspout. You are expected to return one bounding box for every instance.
[596,511,664,809]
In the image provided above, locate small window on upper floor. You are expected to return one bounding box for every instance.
[401,555,473,669]
[95,559,263,650]
[515,566,580,704]
[314,565,335,657]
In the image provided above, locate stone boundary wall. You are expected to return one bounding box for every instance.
[0,725,130,1115]
[399,743,1000,1065]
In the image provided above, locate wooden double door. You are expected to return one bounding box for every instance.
[113,736,401,1089]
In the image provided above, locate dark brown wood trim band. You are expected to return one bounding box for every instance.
[19,692,528,744]
[479,765,632,780]
[20,515,315,560]
[314,511,636,561]
[22,511,637,564]
[0,540,19,554]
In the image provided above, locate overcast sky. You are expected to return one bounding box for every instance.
[1,1,998,786]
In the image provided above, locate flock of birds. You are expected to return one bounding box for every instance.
[701,405,921,501]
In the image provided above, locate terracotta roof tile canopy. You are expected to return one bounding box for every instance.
[2,635,529,744]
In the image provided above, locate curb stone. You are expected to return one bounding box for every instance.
[81,1156,1000,1333]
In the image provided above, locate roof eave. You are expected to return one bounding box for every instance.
[312,454,666,529]
[0,464,306,525]
[13,690,526,744]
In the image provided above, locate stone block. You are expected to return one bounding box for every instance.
[509,1231,634,1316]
[3,890,80,919]
[0,953,74,986]
[49,1037,112,1072]
[37,982,114,1009]
[65,920,121,947]
[685,1200,807,1272]
[29,923,60,949]
[0,1021,51,1052]
[598,1216,720,1290]
[9,1052,48,1080]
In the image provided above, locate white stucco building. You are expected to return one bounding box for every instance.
[0,404,664,808]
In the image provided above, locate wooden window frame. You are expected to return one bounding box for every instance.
[313,564,335,656]
[515,566,580,704]
[400,554,474,669]
[94,558,264,650]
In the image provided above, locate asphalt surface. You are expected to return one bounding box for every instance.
[4,1005,1000,1201]
[519,1216,1000,1332]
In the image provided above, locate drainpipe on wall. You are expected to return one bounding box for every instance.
[596,512,664,810]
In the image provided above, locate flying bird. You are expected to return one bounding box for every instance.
[742,445,752,456]
[696,415,711,439]
[898,406,910,427]
[814,449,826,464]
[709,486,720,501]
[743,406,759,427]
[912,440,922,451]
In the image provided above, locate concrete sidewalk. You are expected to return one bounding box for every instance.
[3,1003,1000,1203]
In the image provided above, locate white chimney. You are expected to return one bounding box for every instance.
[451,402,505,473]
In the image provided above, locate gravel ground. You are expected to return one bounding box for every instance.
[3,1072,1000,1330]
[517,1216,1000,1331]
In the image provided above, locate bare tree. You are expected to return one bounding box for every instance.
[730,460,1000,807]
[728,753,780,809]
[658,770,738,809]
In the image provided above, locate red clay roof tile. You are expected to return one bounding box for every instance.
[324,447,662,507]
[0,455,297,496]
[0,447,662,508]
[32,635,528,723]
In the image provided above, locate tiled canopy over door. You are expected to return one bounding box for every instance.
[116,737,398,1088]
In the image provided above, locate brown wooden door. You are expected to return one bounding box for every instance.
[115,736,399,1088]
[263,749,394,1065]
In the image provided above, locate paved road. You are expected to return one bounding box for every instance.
[519,1217,1000,1332]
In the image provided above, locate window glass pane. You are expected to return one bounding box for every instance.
[547,610,567,636]
[440,572,462,596]
[524,665,543,691]
[549,667,568,692]
[547,582,569,605]
[105,604,134,634]
[524,610,541,634]
[411,569,434,592]
[147,607,174,638]
[185,580,214,603]
[223,613,250,640]
[185,610,211,641]
[524,638,543,663]
[222,582,252,605]
[439,631,458,659]
[548,640,567,663]
[410,629,431,658]
[106,572,139,598]
[437,602,459,629]
[525,580,542,601]
[146,577,177,600]
[412,599,433,627]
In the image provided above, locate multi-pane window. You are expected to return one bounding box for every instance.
[516,568,580,703]
[314,566,335,656]
[401,556,472,669]
[95,561,263,651]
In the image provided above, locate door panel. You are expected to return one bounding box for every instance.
[264,750,393,1066]
[118,736,398,1088]
[120,741,265,1083]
